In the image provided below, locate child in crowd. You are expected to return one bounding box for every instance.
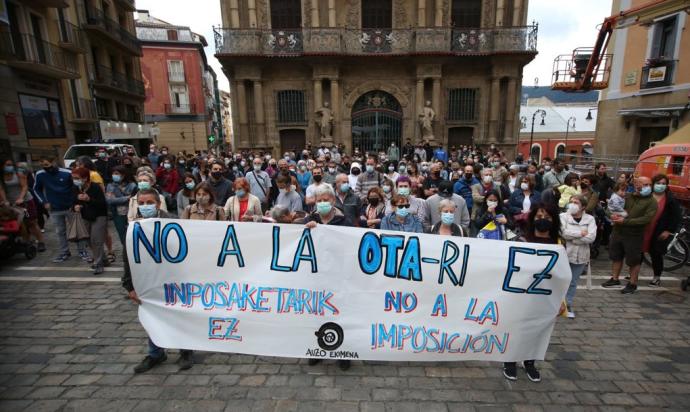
[607,182,628,218]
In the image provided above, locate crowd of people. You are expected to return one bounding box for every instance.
[1,139,683,382]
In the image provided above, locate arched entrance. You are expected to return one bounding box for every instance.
[351,91,402,153]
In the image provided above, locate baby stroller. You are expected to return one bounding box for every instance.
[0,204,37,261]
[589,204,606,259]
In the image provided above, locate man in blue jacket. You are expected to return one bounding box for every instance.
[453,165,479,215]
[34,156,73,262]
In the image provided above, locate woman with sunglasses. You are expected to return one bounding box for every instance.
[380,194,423,233]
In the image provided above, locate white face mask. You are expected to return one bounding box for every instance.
[520,182,529,191]
[567,203,580,215]
[482,175,493,184]
[487,200,498,209]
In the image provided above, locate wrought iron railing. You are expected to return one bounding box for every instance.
[83,5,141,53]
[91,64,145,96]
[0,30,79,75]
[640,60,676,89]
[165,104,196,114]
[58,20,86,51]
[214,25,538,56]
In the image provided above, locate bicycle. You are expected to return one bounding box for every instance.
[642,215,690,273]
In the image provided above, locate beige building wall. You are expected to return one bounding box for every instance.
[596,0,690,155]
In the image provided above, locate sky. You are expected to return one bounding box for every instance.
[135,0,613,92]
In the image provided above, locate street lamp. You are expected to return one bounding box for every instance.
[529,109,546,161]
[565,116,576,160]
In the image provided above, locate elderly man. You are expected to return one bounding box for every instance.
[453,165,479,215]
[355,156,384,201]
[121,189,194,373]
[334,173,361,224]
[602,176,658,294]
[426,180,470,233]
[246,156,272,209]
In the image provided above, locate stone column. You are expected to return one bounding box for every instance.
[513,0,523,26]
[417,0,426,27]
[416,79,425,141]
[253,80,265,146]
[313,79,323,111]
[488,77,501,143]
[496,0,505,26]
[432,78,441,144]
[330,79,339,142]
[435,0,443,27]
[248,0,257,28]
[503,78,517,142]
[328,0,336,27]
[311,0,320,27]
[229,0,240,28]
[236,81,249,147]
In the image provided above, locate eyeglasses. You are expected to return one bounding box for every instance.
[397,204,410,209]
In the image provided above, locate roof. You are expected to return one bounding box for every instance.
[519,105,597,134]
[521,86,599,104]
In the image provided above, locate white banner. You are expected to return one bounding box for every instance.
[128,219,571,362]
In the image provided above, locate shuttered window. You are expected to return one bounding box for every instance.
[447,88,478,122]
[277,90,306,124]
[451,0,482,28]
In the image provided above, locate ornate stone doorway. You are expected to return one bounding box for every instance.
[351,91,402,153]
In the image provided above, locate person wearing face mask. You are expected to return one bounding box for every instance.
[490,157,507,181]
[557,173,582,210]
[147,144,160,171]
[304,167,326,208]
[246,157,272,211]
[384,160,400,183]
[452,165,479,215]
[207,161,233,206]
[542,158,569,189]
[509,175,541,224]
[322,161,337,185]
[471,169,509,221]
[642,174,682,287]
[225,177,262,222]
[384,176,429,231]
[381,195,424,233]
[475,190,514,237]
[94,149,111,183]
[380,177,394,202]
[430,199,467,236]
[526,162,544,193]
[355,157,384,202]
[387,142,400,162]
[181,183,225,221]
[560,195,597,318]
[426,180,470,233]
[34,156,74,262]
[295,160,312,196]
[334,173,362,224]
[71,167,108,274]
[348,162,362,189]
[578,175,600,214]
[359,187,386,229]
[176,173,197,216]
[121,189,195,373]
[274,174,304,213]
[503,202,561,383]
[602,176,657,294]
[127,171,168,222]
[1,158,45,251]
[105,166,136,245]
[423,163,444,198]
[414,144,427,162]
[155,156,180,199]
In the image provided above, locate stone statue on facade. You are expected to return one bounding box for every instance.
[418,100,436,140]
[315,101,334,141]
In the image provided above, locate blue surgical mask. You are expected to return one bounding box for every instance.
[366,165,374,173]
[653,183,666,193]
[185,182,195,190]
[340,183,350,193]
[3,165,15,173]
[316,201,332,215]
[73,179,83,188]
[640,186,652,197]
[397,187,410,197]
[112,174,122,183]
[395,207,410,218]
[163,163,172,170]
[235,189,246,198]
[138,181,151,190]
[441,212,455,225]
[138,204,158,218]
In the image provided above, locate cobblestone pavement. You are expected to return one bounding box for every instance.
[0,220,689,411]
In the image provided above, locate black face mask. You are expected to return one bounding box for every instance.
[581,183,588,190]
[211,171,222,179]
[534,218,552,232]
[368,197,379,206]
[351,169,360,176]
[313,175,322,183]
[464,173,473,180]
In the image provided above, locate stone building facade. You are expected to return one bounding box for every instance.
[215,0,537,156]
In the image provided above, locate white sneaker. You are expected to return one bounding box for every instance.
[567,311,575,319]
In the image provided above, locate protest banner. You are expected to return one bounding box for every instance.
[128,219,571,362]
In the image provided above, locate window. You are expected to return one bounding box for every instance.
[170,85,189,107]
[167,29,178,41]
[447,88,478,122]
[167,60,185,83]
[451,0,482,28]
[276,90,306,124]
[671,156,685,176]
[96,98,110,118]
[651,16,677,59]
[270,0,302,29]
[555,144,565,159]
[362,0,392,29]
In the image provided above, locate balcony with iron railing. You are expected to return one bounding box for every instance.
[69,98,98,123]
[213,25,538,56]
[57,20,87,53]
[82,5,141,56]
[165,104,196,115]
[640,59,676,89]
[0,30,79,79]
[90,64,145,98]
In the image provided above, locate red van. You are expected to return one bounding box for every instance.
[636,143,690,207]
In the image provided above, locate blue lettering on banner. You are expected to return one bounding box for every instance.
[291,229,318,273]
[208,317,242,341]
[217,225,245,267]
[132,221,188,264]
[358,232,382,274]
[526,250,558,295]
[502,247,558,295]
[438,241,470,286]
[380,235,405,278]
[398,237,421,281]
[270,226,291,272]
[430,293,447,317]
[383,291,417,313]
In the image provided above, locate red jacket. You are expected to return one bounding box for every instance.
[156,168,179,194]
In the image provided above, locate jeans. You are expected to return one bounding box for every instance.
[566,263,588,306]
[51,210,70,256]
[649,238,670,278]
[87,216,107,267]
[112,213,128,245]
[147,338,192,359]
